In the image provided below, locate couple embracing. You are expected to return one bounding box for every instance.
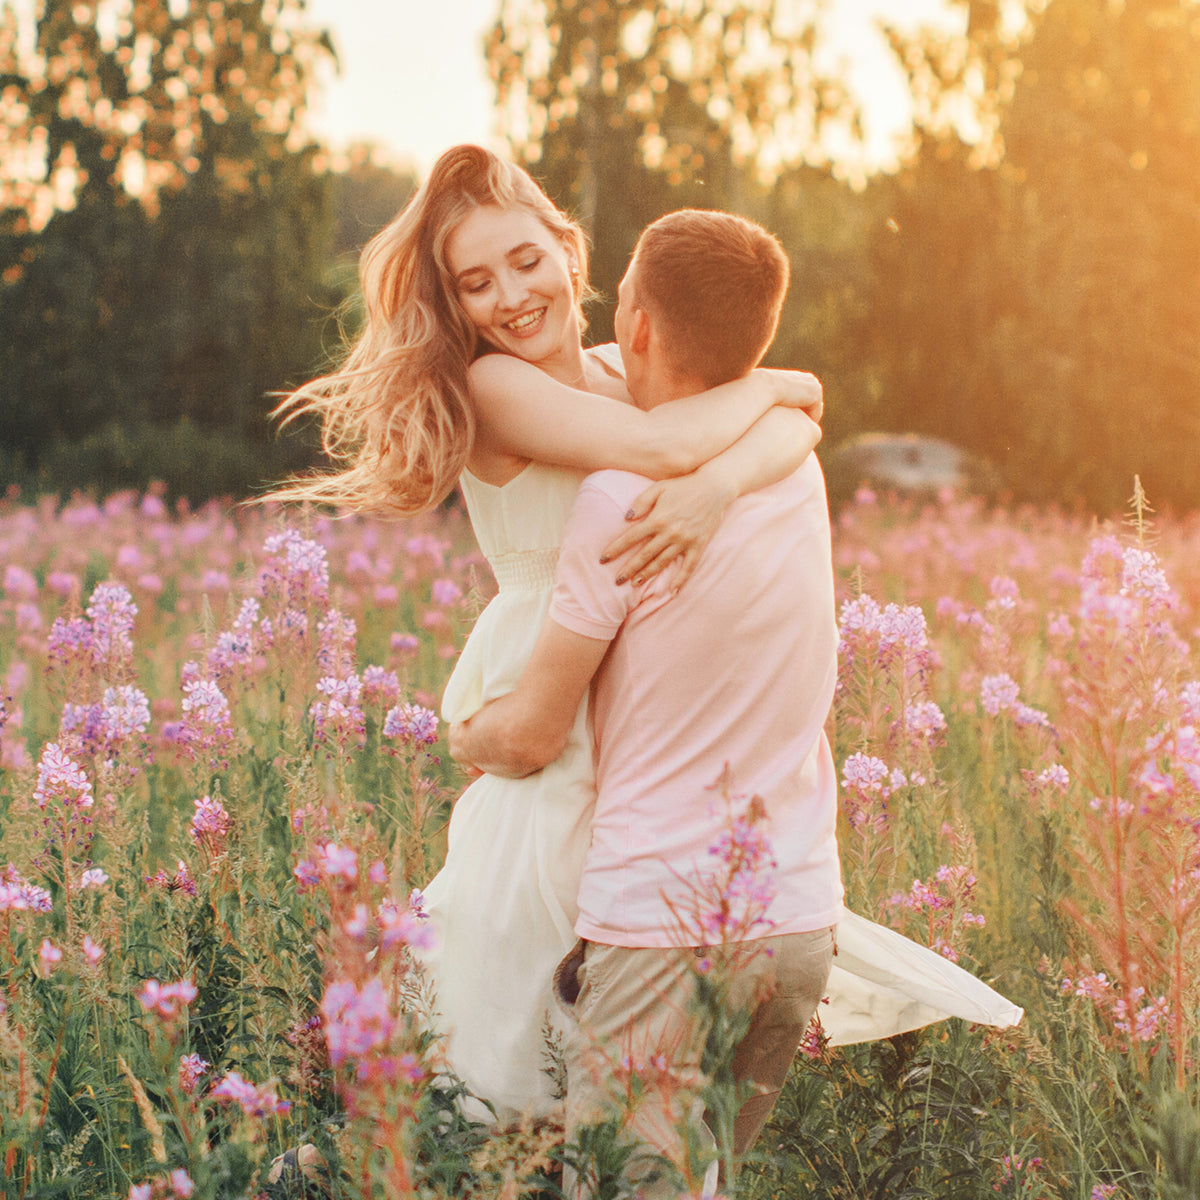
[279,145,1021,1197]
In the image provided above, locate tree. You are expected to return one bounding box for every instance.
[869,0,1200,511]
[486,0,861,343]
[0,0,338,498]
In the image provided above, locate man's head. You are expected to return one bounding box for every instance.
[615,209,790,402]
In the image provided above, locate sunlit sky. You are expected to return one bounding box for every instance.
[303,0,964,176]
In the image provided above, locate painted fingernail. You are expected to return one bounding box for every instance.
[615,576,627,586]
[625,509,636,520]
[632,578,643,586]
[599,556,609,564]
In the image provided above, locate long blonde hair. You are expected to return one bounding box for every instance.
[269,145,592,515]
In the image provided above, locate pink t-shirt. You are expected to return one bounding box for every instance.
[549,457,843,948]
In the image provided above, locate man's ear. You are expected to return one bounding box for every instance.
[630,307,651,356]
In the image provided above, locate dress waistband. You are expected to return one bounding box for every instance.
[491,548,559,591]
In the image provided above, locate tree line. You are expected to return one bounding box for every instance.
[2,0,1197,513]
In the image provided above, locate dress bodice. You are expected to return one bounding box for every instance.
[459,463,587,592]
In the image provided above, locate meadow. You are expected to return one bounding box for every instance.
[0,482,1198,1199]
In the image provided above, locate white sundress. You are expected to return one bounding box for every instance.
[418,344,1023,1125]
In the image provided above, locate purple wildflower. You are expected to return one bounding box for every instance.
[382,703,439,747]
[320,977,395,1066]
[209,1070,291,1116]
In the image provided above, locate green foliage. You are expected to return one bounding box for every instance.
[865,0,1200,513]
[0,0,340,501]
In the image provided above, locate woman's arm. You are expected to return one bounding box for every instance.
[468,353,822,480]
[600,408,823,591]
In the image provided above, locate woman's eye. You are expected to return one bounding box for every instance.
[462,280,490,295]
[517,257,541,272]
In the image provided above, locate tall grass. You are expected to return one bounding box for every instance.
[1,483,1199,1196]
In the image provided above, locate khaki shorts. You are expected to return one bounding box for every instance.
[554,927,836,1199]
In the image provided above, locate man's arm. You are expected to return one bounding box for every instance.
[448,618,611,778]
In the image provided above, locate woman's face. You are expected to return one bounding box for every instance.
[445,205,580,372]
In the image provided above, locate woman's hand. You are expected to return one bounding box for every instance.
[757,369,823,423]
[600,470,736,594]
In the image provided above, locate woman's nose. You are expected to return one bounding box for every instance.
[495,271,528,310]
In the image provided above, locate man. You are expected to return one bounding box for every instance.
[449,209,841,1197]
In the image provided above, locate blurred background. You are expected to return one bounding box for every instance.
[1,0,1197,514]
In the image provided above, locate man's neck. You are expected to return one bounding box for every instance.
[636,365,711,411]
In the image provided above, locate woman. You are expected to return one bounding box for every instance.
[274,144,826,1121]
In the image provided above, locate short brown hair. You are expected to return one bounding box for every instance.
[630,209,790,387]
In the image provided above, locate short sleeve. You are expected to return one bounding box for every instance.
[549,478,636,640]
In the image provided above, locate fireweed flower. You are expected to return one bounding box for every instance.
[431,578,463,607]
[209,1070,291,1116]
[38,938,62,977]
[310,675,366,750]
[47,615,94,671]
[33,742,94,811]
[190,794,232,852]
[383,703,439,747]
[260,528,330,608]
[3,564,37,600]
[145,859,198,897]
[390,633,420,657]
[321,977,395,1067]
[0,866,53,912]
[80,868,109,889]
[178,1052,210,1094]
[1120,546,1172,605]
[840,753,902,832]
[169,1170,195,1199]
[905,700,947,743]
[361,665,401,706]
[317,610,358,676]
[378,897,438,952]
[82,936,104,964]
[838,594,931,674]
[138,978,198,1020]
[318,842,358,882]
[86,581,138,664]
[178,667,234,762]
[207,599,260,678]
[980,673,1021,716]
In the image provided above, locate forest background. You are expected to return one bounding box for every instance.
[0,0,1197,517]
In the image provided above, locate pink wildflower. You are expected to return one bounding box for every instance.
[82,936,104,964]
[431,578,463,606]
[178,1052,210,1094]
[38,938,62,977]
[390,633,419,656]
[209,1070,291,1116]
[145,860,198,897]
[382,703,439,747]
[169,1170,194,1199]
[190,794,232,851]
[86,581,138,662]
[33,742,93,811]
[318,842,358,881]
[980,673,1020,716]
[321,977,395,1067]
[361,665,401,706]
[138,978,198,1020]
[0,867,52,912]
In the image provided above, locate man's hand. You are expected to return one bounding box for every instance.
[448,720,484,779]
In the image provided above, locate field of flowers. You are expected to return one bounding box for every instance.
[1,481,1199,1199]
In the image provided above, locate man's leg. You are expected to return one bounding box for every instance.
[727,926,836,1158]
[562,941,710,1200]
